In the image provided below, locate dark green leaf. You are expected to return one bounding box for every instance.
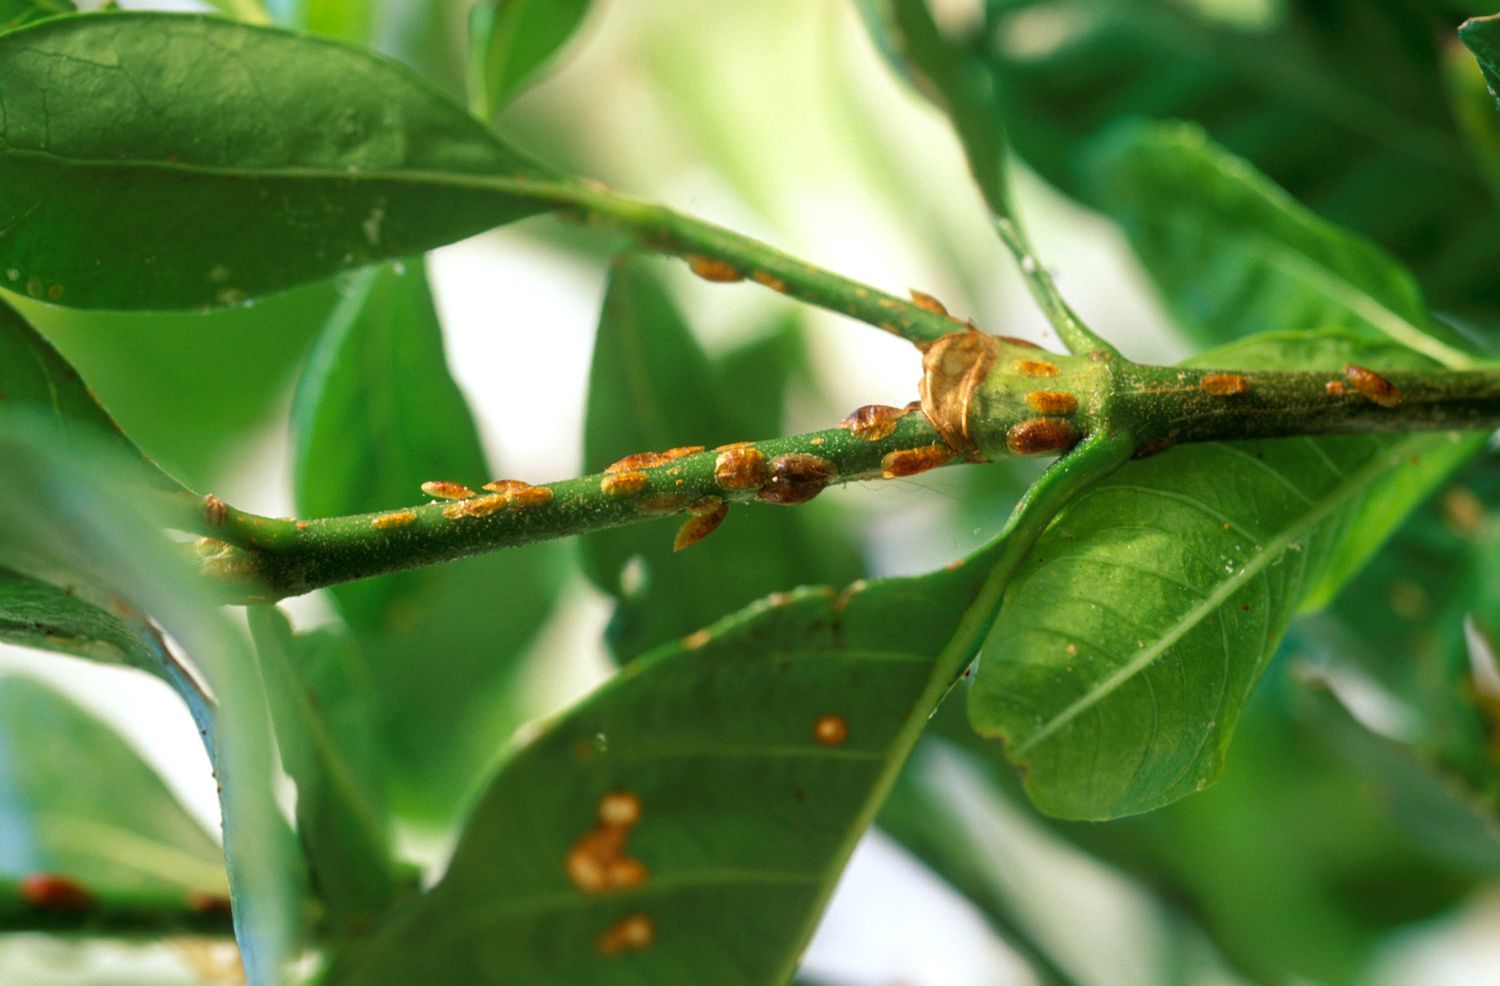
[1444,30,1500,208]
[0,410,305,980]
[0,674,227,897]
[1461,13,1500,115]
[291,258,559,821]
[0,13,559,310]
[325,563,990,985]
[1085,120,1476,364]
[947,0,1500,322]
[0,295,183,491]
[0,567,162,675]
[468,0,592,119]
[970,329,1482,819]
[247,607,397,934]
[0,0,72,32]
[582,258,861,661]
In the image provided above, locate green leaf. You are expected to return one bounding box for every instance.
[1085,120,1476,366]
[247,607,398,933]
[0,0,72,32]
[0,295,183,491]
[970,330,1482,820]
[582,258,860,661]
[0,410,306,982]
[290,258,559,821]
[1461,13,1500,115]
[468,0,592,119]
[0,674,228,897]
[323,565,992,985]
[0,13,559,311]
[975,0,1500,321]
[0,567,163,675]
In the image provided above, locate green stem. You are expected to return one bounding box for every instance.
[992,217,1121,359]
[194,412,959,601]
[494,178,960,348]
[0,878,236,937]
[1117,363,1500,445]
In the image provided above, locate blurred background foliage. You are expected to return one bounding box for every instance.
[2,0,1500,982]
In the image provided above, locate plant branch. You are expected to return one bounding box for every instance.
[0,877,235,937]
[192,409,960,602]
[492,177,962,349]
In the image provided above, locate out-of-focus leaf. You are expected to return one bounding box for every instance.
[882,733,1246,986]
[582,259,861,662]
[325,562,994,985]
[0,674,227,897]
[1444,33,1500,207]
[0,0,72,31]
[0,410,306,982]
[0,13,560,310]
[291,258,558,822]
[969,0,1500,322]
[247,607,397,934]
[970,329,1481,820]
[0,295,183,492]
[1085,120,1477,366]
[468,0,592,120]
[0,568,162,676]
[14,278,340,490]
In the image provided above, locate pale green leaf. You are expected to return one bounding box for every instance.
[468,0,592,119]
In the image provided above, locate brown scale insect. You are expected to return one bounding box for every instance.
[757,453,835,506]
[202,494,227,529]
[751,271,788,293]
[443,493,509,519]
[1199,372,1251,397]
[607,446,704,473]
[840,404,909,442]
[421,480,475,500]
[19,874,93,912]
[686,255,743,283]
[908,289,949,316]
[566,792,648,895]
[371,510,416,530]
[1006,418,1081,456]
[813,714,849,747]
[597,914,655,956]
[713,446,768,491]
[509,486,553,509]
[1344,363,1403,408]
[674,496,729,551]
[482,479,532,495]
[601,471,649,498]
[637,491,686,515]
[1013,358,1060,378]
[1325,380,1346,396]
[1024,390,1079,415]
[881,444,953,478]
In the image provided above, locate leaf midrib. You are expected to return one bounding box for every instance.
[1013,432,1439,754]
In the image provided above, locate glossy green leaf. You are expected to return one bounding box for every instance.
[0,411,305,982]
[0,295,183,491]
[325,563,990,985]
[0,674,227,898]
[247,607,397,933]
[582,258,860,661]
[970,330,1481,820]
[0,0,71,31]
[1444,31,1500,209]
[468,0,592,119]
[0,567,163,675]
[1085,120,1476,365]
[0,13,559,311]
[971,0,1500,321]
[1461,14,1500,115]
[290,258,559,821]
